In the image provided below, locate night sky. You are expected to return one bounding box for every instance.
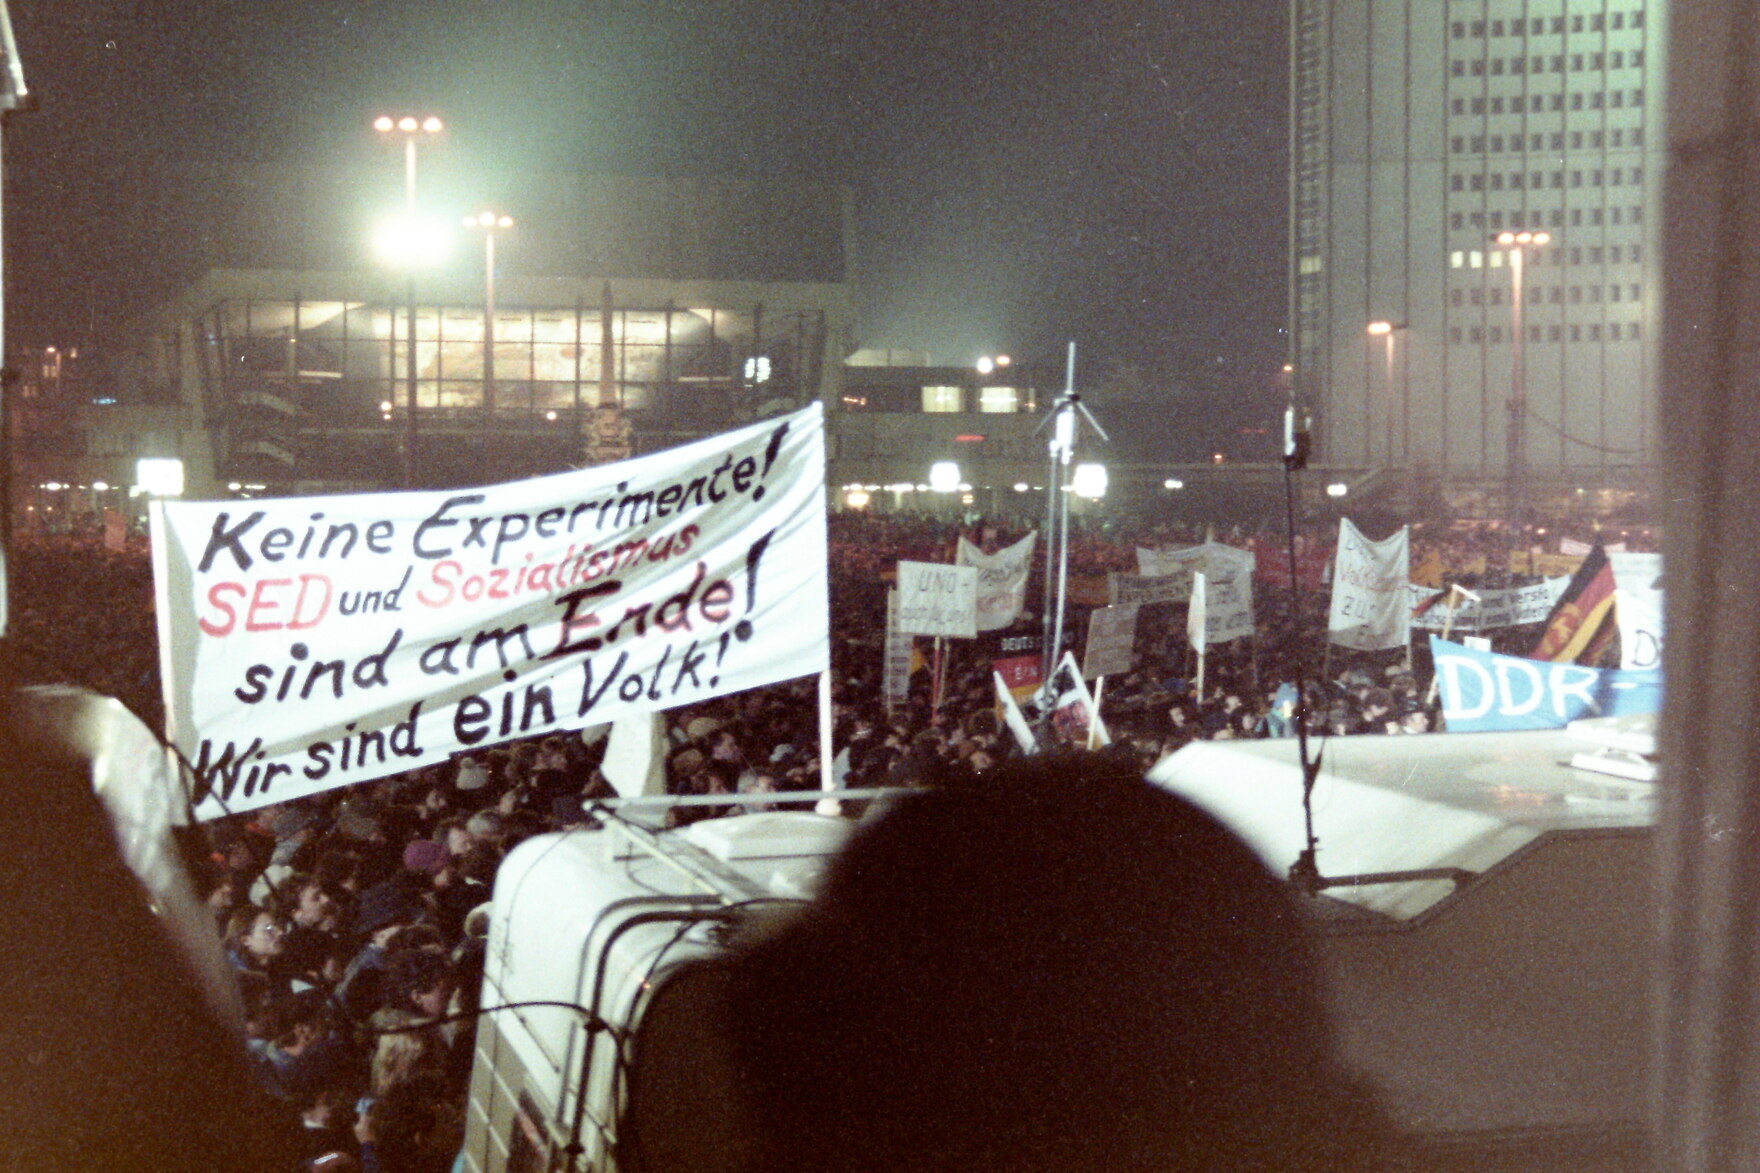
[6,1,1289,455]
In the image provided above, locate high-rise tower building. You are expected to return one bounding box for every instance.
[1289,0,1666,516]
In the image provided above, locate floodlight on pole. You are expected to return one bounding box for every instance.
[374,113,444,488]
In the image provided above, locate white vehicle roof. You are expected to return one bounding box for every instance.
[1150,727,1655,920]
[1153,729,1656,1153]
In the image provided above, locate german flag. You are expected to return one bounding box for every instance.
[1411,587,1451,618]
[1529,541,1618,664]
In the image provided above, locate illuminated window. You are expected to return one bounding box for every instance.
[921,385,963,413]
[978,385,1020,413]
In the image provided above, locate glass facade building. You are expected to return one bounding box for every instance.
[180,291,829,489]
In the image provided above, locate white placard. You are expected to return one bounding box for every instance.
[894,561,978,638]
[1610,551,1664,670]
[882,588,914,710]
[1187,572,1208,654]
[1082,603,1141,679]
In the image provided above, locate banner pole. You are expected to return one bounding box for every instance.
[816,668,838,815]
[1425,586,1465,706]
[1086,676,1105,750]
[931,635,945,721]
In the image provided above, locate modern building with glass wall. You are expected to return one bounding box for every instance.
[1290,0,1666,518]
[105,165,856,499]
[149,270,842,494]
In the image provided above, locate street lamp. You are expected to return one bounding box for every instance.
[1366,320,1406,469]
[1491,229,1550,541]
[464,210,514,413]
[374,113,444,488]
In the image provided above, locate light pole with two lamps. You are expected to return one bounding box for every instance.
[373,113,444,488]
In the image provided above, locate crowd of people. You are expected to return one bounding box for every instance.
[1,505,1653,1171]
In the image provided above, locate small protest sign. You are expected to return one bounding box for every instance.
[895,561,978,638]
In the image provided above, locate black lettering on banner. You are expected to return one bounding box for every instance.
[547,580,624,658]
[413,494,485,559]
[198,511,267,573]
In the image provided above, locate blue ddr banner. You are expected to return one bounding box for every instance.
[1430,635,1663,733]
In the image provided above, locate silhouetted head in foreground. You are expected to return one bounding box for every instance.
[717,751,1392,1173]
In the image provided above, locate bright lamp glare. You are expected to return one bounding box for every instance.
[374,212,453,269]
[928,461,962,492]
[1326,482,1349,498]
[1072,462,1108,499]
[976,357,994,375]
[136,458,185,497]
[373,115,395,133]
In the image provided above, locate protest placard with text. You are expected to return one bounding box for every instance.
[956,531,1036,632]
[894,561,978,638]
[153,404,828,819]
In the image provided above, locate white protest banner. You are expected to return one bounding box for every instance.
[1610,551,1664,670]
[1196,543,1255,644]
[1137,545,1198,580]
[994,670,1039,754]
[1187,572,1208,654]
[1108,573,1188,606]
[882,588,914,711]
[1406,577,1569,631]
[1134,541,1255,644]
[956,531,1037,632]
[1328,519,1410,650]
[1082,603,1141,680]
[601,713,667,798]
[894,561,978,638]
[152,403,828,820]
